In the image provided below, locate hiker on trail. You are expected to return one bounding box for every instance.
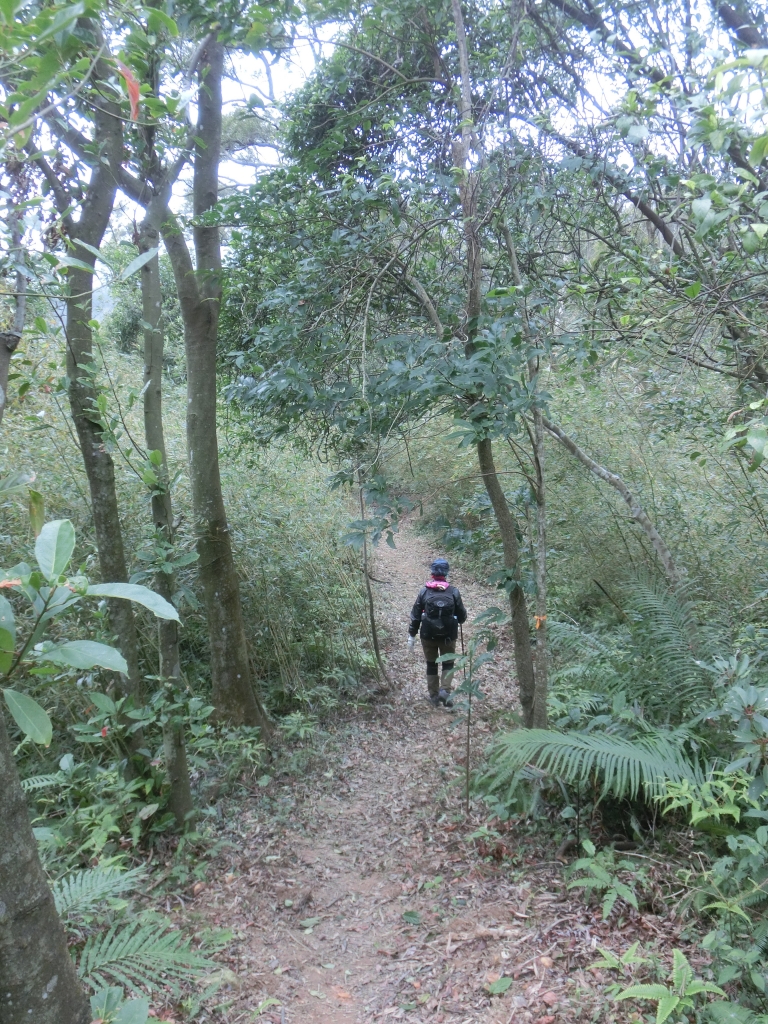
[407,558,467,708]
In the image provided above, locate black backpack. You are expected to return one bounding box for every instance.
[422,587,457,638]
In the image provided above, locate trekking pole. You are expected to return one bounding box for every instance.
[460,623,471,817]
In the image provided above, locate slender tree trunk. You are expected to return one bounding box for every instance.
[530,415,548,728]
[138,215,194,826]
[357,471,390,690]
[541,415,683,584]
[503,224,549,727]
[42,49,143,701]
[477,437,537,725]
[66,263,142,699]
[160,39,271,734]
[450,0,537,722]
[0,712,90,1024]
[0,197,25,424]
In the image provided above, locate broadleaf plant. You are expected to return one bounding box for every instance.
[0,519,179,746]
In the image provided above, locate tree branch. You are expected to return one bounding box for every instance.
[541,415,683,583]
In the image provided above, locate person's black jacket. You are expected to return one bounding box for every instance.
[409,583,467,639]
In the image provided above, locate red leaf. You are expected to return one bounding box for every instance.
[101,726,108,737]
[117,62,140,121]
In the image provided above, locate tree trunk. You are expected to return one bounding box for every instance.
[503,224,549,727]
[66,263,142,700]
[476,437,537,725]
[138,215,194,826]
[160,39,271,734]
[0,711,90,1024]
[541,415,683,585]
[451,0,537,723]
[0,197,25,424]
[43,47,144,702]
[357,471,390,691]
[530,415,548,728]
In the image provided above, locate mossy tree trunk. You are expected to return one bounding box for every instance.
[36,43,142,701]
[138,212,194,826]
[159,39,271,733]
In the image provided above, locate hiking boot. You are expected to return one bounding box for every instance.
[438,688,454,708]
[429,694,441,708]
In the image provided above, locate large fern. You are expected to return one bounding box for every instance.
[53,866,147,919]
[547,575,726,724]
[481,728,703,803]
[78,918,216,994]
[625,575,724,716]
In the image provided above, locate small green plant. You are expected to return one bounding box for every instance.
[445,623,495,814]
[90,985,151,1024]
[278,710,317,741]
[566,839,647,919]
[616,948,725,1023]
[589,941,649,997]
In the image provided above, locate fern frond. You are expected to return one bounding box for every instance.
[707,1003,761,1024]
[625,575,723,714]
[548,620,625,661]
[482,728,702,802]
[21,773,64,792]
[78,918,215,995]
[53,866,146,919]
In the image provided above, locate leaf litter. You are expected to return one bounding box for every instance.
[156,521,704,1023]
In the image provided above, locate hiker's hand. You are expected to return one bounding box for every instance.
[407,636,415,652]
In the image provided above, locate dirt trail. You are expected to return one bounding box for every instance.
[188,523,620,1024]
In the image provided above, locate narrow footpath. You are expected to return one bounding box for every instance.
[182,523,661,1024]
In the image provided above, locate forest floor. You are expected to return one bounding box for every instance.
[168,522,690,1024]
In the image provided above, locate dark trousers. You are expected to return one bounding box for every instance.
[420,635,456,696]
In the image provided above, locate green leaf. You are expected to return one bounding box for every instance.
[692,196,711,220]
[89,692,117,715]
[86,584,179,621]
[656,994,680,1024]
[602,889,619,918]
[684,281,701,299]
[35,519,75,580]
[74,240,108,265]
[91,987,124,1018]
[590,948,621,970]
[300,916,320,929]
[613,881,639,909]
[117,248,158,283]
[28,489,44,538]
[749,133,768,167]
[0,628,14,672]
[672,949,692,992]
[58,255,97,273]
[114,997,150,1024]
[685,980,725,997]
[0,595,15,645]
[486,976,513,995]
[743,230,761,254]
[3,688,52,745]
[0,470,34,496]
[616,984,672,1001]
[35,2,85,45]
[144,7,178,35]
[402,911,420,925]
[37,641,128,674]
